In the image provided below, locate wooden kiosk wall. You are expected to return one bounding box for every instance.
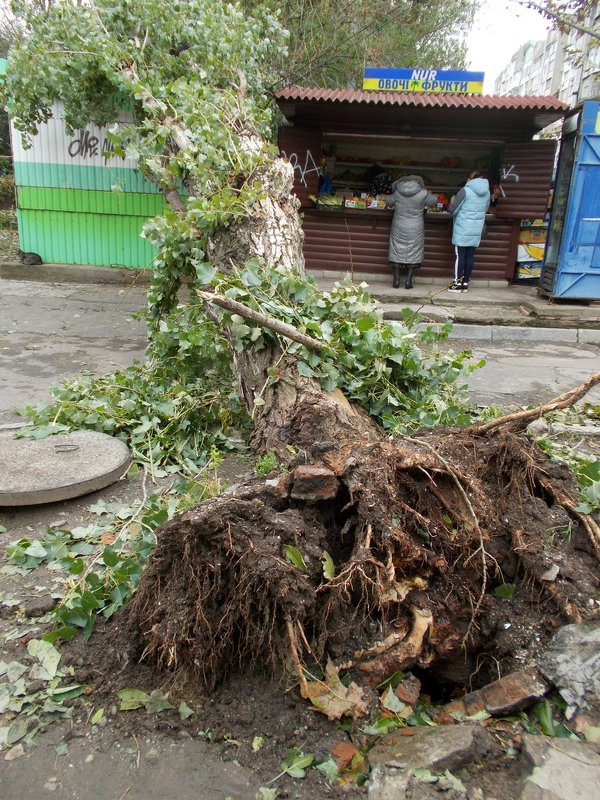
[278,98,560,282]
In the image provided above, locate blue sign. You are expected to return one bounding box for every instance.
[363,67,485,94]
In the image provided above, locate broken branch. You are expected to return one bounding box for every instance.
[197,290,326,352]
[469,373,600,435]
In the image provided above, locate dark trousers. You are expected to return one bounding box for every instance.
[453,246,476,283]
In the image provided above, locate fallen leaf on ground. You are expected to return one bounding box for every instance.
[301,660,368,721]
[330,741,358,769]
[4,744,25,761]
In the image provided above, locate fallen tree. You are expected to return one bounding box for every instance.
[128,378,600,709]
[4,0,598,715]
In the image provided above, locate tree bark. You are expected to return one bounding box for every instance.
[206,142,306,278]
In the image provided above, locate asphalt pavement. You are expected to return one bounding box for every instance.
[0,269,599,799]
[1,271,599,425]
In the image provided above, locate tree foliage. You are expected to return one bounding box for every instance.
[268,0,478,88]
[20,269,479,473]
[2,0,288,313]
[515,0,600,39]
[3,0,480,472]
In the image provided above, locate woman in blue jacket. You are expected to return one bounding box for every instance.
[447,171,490,292]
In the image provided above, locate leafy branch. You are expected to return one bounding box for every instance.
[7,459,224,640]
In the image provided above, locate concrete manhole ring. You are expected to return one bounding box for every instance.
[0,429,131,506]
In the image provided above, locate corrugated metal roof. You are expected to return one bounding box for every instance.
[275,86,569,112]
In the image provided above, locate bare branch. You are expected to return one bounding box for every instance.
[197,290,326,352]
[512,0,600,40]
[469,372,600,435]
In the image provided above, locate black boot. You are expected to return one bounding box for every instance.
[392,264,401,288]
[405,267,414,289]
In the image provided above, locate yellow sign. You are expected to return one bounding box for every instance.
[363,68,484,95]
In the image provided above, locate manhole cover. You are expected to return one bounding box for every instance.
[0,429,131,506]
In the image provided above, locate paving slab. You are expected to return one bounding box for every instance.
[519,734,600,800]
[0,724,259,800]
[0,278,148,424]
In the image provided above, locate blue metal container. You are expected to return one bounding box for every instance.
[541,100,600,299]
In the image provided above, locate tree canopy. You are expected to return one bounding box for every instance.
[269,0,478,88]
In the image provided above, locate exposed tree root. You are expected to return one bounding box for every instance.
[128,423,599,701]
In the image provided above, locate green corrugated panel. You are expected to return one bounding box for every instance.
[18,186,166,217]
[13,161,161,193]
[18,209,157,268]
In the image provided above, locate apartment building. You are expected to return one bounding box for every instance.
[494,3,599,104]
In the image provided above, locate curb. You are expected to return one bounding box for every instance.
[2,261,599,346]
[445,323,596,344]
[0,261,153,286]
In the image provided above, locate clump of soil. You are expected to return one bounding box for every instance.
[126,426,598,702]
[54,410,599,799]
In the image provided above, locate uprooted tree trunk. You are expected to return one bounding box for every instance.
[127,141,599,711]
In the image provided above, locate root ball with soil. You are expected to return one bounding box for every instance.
[128,385,599,706]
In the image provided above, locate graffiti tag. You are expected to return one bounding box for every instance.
[68,129,122,160]
[281,149,320,187]
[500,164,520,183]
[497,164,521,199]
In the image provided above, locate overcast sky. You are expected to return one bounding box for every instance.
[466,0,551,92]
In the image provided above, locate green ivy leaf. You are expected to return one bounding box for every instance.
[255,789,278,800]
[316,758,339,784]
[145,690,174,713]
[195,264,216,285]
[412,768,438,783]
[49,684,86,701]
[24,540,47,559]
[27,639,61,680]
[381,685,410,715]
[118,688,150,711]
[102,547,120,567]
[281,750,314,779]
[296,361,316,378]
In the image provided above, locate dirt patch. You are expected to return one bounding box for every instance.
[1,433,598,798]
[127,428,597,700]
[56,614,356,797]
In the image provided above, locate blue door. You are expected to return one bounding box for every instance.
[553,101,600,299]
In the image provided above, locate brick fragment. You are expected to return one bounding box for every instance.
[394,673,421,706]
[481,668,548,715]
[443,668,549,718]
[289,465,339,501]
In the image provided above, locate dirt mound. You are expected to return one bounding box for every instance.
[126,427,598,704]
